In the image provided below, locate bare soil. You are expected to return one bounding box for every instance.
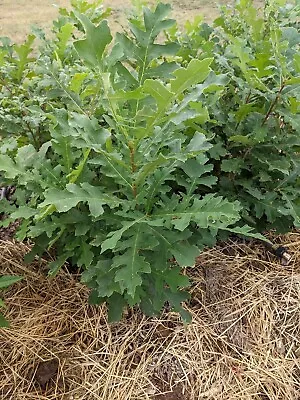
[0,0,259,42]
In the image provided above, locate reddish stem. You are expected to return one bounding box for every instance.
[261,82,285,126]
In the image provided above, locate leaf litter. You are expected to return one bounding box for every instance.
[0,232,299,399]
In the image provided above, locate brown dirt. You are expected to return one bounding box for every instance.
[154,383,187,400]
[0,232,300,400]
[34,359,60,390]
[0,220,20,241]
[0,0,264,43]
[0,0,70,43]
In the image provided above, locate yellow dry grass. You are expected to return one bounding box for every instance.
[0,233,299,400]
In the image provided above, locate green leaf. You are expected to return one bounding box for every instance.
[197,176,217,188]
[171,58,213,94]
[77,241,94,267]
[221,158,244,173]
[167,290,191,322]
[40,183,120,217]
[67,148,91,184]
[181,157,213,178]
[143,80,173,112]
[113,228,151,298]
[82,259,120,297]
[282,194,300,228]
[185,102,209,125]
[88,289,104,305]
[254,193,285,222]
[15,144,37,168]
[101,217,146,253]
[67,112,111,151]
[0,145,37,179]
[178,72,229,112]
[0,275,23,289]
[163,266,190,292]
[143,3,175,39]
[293,53,300,73]
[222,225,269,242]
[11,207,38,219]
[0,312,9,328]
[135,154,178,186]
[228,135,253,145]
[281,27,300,47]
[155,194,241,232]
[145,61,179,79]
[69,72,89,93]
[109,88,145,101]
[0,155,22,179]
[107,292,126,322]
[90,152,132,186]
[48,254,71,277]
[171,242,200,267]
[13,34,35,81]
[186,132,212,153]
[56,23,74,59]
[74,13,112,66]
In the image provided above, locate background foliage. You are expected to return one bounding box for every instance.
[0,0,299,320]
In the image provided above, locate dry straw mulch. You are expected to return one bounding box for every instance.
[0,234,300,400]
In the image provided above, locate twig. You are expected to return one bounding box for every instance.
[261,82,285,126]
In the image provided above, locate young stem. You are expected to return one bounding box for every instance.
[261,82,285,126]
[129,142,136,173]
[129,141,137,197]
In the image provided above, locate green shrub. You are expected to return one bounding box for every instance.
[0,0,298,320]
[171,0,300,232]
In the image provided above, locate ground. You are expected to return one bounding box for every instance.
[1,0,249,42]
